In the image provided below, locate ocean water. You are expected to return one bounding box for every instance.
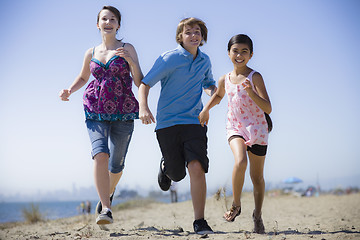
[0,200,115,223]
[0,197,173,223]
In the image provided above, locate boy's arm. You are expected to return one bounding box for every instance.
[202,60,216,96]
[138,53,173,124]
[204,85,217,96]
[138,83,155,124]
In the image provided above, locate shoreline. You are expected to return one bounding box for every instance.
[1,192,359,239]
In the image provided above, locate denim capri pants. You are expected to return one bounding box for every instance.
[86,119,134,174]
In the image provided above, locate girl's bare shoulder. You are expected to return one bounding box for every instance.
[217,74,227,88]
[252,71,263,80]
[122,42,135,50]
[83,48,93,61]
[218,74,227,82]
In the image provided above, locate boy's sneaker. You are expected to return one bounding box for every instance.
[96,190,115,214]
[158,158,171,191]
[193,218,214,235]
[96,208,113,224]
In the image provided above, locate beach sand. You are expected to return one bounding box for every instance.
[1,192,359,240]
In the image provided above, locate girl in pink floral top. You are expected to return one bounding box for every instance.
[59,6,143,225]
[199,34,271,234]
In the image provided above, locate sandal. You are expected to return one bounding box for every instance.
[223,203,241,222]
[252,210,265,234]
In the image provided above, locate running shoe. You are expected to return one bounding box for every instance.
[193,218,214,235]
[95,190,115,214]
[158,158,171,191]
[96,208,113,225]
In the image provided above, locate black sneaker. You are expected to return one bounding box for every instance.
[158,158,171,191]
[96,190,115,214]
[193,218,214,235]
[96,208,113,224]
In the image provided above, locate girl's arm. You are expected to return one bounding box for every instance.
[116,43,143,87]
[198,75,226,126]
[244,72,272,114]
[59,48,92,101]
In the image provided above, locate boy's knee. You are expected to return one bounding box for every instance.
[188,160,205,176]
[166,170,186,182]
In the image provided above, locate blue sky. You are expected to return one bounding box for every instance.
[1,0,359,198]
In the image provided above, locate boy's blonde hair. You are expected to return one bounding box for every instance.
[176,17,208,46]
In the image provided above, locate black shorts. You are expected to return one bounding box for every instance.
[156,124,209,182]
[228,135,268,156]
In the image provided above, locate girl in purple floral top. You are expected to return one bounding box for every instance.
[83,45,139,121]
[59,6,143,225]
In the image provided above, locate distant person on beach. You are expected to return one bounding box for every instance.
[86,201,91,214]
[80,201,85,214]
[138,17,216,235]
[170,181,178,203]
[59,6,143,225]
[199,34,272,234]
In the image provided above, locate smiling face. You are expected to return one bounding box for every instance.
[228,43,253,67]
[97,9,120,35]
[180,24,203,53]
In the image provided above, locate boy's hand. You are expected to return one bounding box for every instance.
[198,110,209,127]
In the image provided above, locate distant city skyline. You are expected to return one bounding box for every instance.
[1,173,358,203]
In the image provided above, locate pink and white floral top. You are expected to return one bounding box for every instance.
[225,70,268,146]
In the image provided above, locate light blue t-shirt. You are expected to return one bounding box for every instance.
[142,45,215,130]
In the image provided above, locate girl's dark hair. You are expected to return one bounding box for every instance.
[227,34,253,53]
[97,6,121,26]
[265,112,273,133]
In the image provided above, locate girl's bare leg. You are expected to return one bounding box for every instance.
[94,153,111,210]
[109,171,123,195]
[229,138,248,206]
[248,151,266,218]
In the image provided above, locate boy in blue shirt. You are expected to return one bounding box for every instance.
[138,17,216,235]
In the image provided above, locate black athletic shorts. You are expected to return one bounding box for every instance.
[228,135,268,156]
[156,124,209,182]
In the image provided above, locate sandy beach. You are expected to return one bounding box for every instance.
[1,192,359,240]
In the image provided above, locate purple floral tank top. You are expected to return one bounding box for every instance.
[83,45,139,121]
